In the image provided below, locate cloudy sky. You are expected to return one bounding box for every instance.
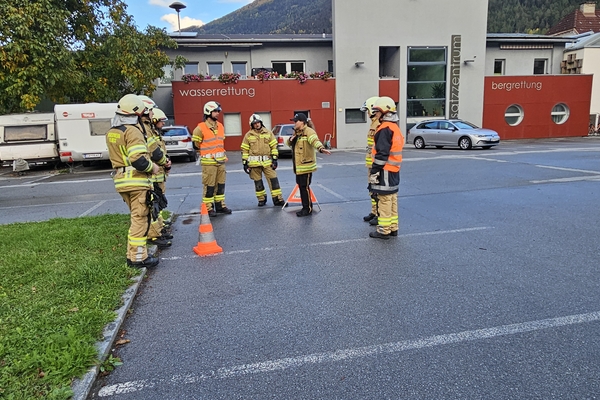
[123,0,253,32]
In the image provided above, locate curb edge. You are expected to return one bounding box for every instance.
[71,268,147,400]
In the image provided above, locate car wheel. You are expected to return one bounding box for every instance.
[187,152,197,162]
[482,146,492,150]
[435,146,443,149]
[459,137,472,150]
[414,137,425,149]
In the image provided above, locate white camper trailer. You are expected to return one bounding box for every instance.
[0,113,58,167]
[55,103,118,163]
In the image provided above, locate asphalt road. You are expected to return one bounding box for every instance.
[2,138,600,399]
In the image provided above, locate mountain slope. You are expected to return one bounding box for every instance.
[185,0,332,34]
[185,0,590,35]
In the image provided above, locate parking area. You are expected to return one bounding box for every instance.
[2,138,600,398]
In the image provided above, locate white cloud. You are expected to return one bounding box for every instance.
[161,14,204,31]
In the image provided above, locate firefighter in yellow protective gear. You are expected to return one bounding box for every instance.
[138,97,172,249]
[287,113,331,217]
[106,94,160,267]
[241,114,285,207]
[361,96,381,225]
[368,96,404,240]
[192,101,232,217]
[150,107,174,238]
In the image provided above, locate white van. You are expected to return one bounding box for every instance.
[0,113,58,167]
[54,103,117,163]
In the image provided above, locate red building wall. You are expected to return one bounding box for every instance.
[172,79,336,151]
[483,75,592,140]
[379,79,400,102]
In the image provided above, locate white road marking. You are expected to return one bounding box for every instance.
[531,176,600,184]
[160,227,491,261]
[97,310,600,397]
[534,164,600,175]
[315,183,347,201]
[79,200,107,217]
[0,199,118,210]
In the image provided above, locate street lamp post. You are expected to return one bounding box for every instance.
[169,2,187,35]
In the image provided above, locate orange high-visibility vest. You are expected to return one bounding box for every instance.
[372,121,404,172]
[198,122,226,164]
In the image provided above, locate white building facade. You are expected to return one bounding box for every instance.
[332,0,489,148]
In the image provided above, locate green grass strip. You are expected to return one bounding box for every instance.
[0,214,138,399]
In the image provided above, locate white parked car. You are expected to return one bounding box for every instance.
[407,119,500,150]
[162,126,197,162]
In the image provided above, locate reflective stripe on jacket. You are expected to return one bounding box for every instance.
[241,127,278,167]
[287,126,324,175]
[106,124,152,193]
[142,119,167,182]
[192,120,227,165]
[371,121,404,173]
[365,118,380,168]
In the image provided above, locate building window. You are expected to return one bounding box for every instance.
[406,47,446,117]
[223,113,242,137]
[272,61,305,75]
[160,64,174,85]
[505,104,524,126]
[551,103,569,124]
[184,63,198,75]
[494,59,505,75]
[533,59,547,75]
[345,109,366,124]
[328,60,334,74]
[207,62,223,77]
[231,62,247,78]
[379,46,400,78]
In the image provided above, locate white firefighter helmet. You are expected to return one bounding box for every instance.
[373,96,397,114]
[138,95,156,115]
[203,101,222,115]
[117,94,146,116]
[152,108,168,124]
[360,96,380,115]
[249,113,263,127]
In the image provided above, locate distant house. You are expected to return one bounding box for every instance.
[547,2,600,36]
[563,32,600,118]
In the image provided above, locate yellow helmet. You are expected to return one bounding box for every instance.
[360,96,380,115]
[152,108,168,125]
[117,94,146,116]
[249,113,263,127]
[373,96,397,114]
[204,101,222,115]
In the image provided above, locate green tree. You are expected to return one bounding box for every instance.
[0,0,178,113]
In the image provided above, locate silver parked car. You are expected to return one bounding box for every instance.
[407,119,500,150]
[161,125,197,162]
[271,123,295,156]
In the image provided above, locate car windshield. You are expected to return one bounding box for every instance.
[453,120,479,130]
[273,125,294,136]
[163,128,188,137]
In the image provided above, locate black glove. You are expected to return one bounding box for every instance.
[152,184,168,209]
[146,191,160,221]
[243,161,250,174]
[271,158,278,170]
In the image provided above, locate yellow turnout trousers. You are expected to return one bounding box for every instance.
[376,193,398,235]
[120,190,151,262]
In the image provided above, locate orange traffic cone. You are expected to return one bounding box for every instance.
[193,203,223,256]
